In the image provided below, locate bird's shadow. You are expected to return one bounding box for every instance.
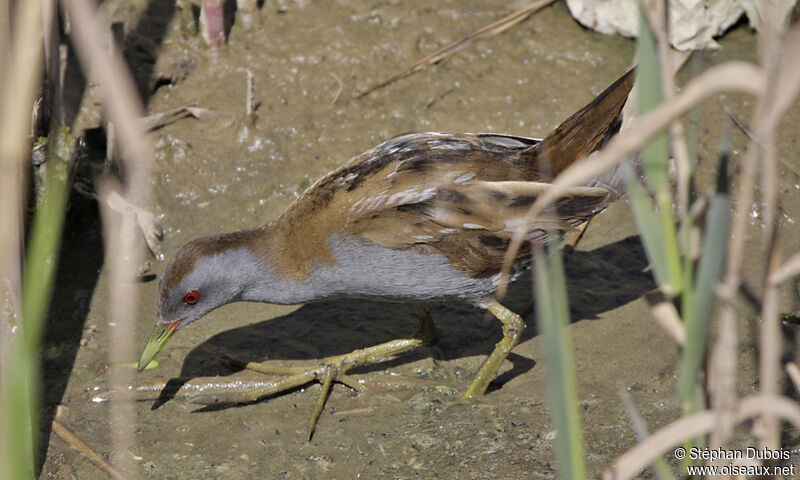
[154,234,654,408]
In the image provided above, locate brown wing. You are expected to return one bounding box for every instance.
[269,68,635,279]
[347,174,610,278]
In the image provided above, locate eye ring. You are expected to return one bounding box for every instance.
[183,290,200,304]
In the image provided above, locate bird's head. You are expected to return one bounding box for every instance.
[137,235,259,372]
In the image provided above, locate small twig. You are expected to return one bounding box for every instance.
[357,0,555,98]
[329,72,343,106]
[51,420,130,480]
[245,69,256,122]
[141,105,216,131]
[105,190,163,259]
[726,107,800,177]
[426,86,457,109]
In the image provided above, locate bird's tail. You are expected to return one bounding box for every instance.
[527,68,636,183]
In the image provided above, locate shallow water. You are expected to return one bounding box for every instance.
[40,1,800,479]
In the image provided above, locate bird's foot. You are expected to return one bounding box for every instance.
[191,336,429,440]
[191,305,437,439]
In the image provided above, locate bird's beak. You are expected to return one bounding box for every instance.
[137,319,180,372]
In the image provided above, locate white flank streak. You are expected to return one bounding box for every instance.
[453,172,475,184]
[366,195,386,211]
[428,141,469,151]
[387,188,418,205]
[350,197,364,212]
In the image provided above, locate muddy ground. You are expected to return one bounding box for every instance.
[39,1,800,479]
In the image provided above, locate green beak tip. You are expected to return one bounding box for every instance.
[137,322,177,373]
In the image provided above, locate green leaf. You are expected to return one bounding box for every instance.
[636,3,669,194]
[8,126,76,479]
[535,242,586,480]
[625,166,683,295]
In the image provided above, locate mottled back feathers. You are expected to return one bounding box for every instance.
[256,69,636,280]
[164,68,636,288]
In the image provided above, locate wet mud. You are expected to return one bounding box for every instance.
[40,1,800,479]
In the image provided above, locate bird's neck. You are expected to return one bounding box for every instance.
[215,224,331,306]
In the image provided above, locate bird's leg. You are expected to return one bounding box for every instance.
[564,219,590,250]
[192,306,437,438]
[462,300,525,399]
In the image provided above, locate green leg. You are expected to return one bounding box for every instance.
[192,306,437,439]
[462,300,525,399]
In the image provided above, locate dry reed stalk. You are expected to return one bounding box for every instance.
[98,179,139,475]
[603,394,800,479]
[62,0,155,474]
[769,251,800,285]
[61,0,151,194]
[715,17,800,451]
[786,363,800,391]
[644,290,685,346]
[758,24,800,451]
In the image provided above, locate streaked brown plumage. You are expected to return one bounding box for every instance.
[139,68,636,436]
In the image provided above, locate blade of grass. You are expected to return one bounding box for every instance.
[629,3,683,297]
[636,4,668,194]
[535,242,586,480]
[14,127,75,478]
[625,166,680,295]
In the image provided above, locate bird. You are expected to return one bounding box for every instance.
[138,67,636,437]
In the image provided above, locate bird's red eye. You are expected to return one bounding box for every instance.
[183,291,200,304]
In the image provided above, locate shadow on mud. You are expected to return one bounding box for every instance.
[148,234,655,408]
